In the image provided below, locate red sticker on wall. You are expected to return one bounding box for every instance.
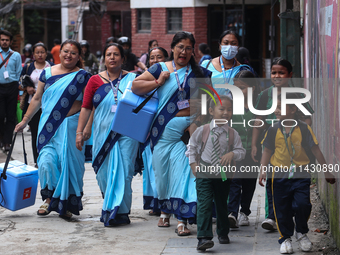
[23,187,32,200]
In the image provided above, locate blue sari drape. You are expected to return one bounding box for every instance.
[91,72,139,226]
[201,59,253,96]
[147,62,211,223]
[37,67,90,216]
[142,144,160,213]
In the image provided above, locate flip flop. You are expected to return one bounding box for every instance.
[175,223,191,236]
[37,202,50,216]
[157,213,170,227]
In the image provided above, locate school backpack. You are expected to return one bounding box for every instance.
[267,121,316,164]
[195,124,235,166]
[298,121,316,164]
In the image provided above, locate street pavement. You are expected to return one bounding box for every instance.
[0,130,334,254]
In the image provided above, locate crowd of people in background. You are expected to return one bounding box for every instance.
[0,27,336,254]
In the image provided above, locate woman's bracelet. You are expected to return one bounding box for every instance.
[155,79,160,86]
[24,114,31,121]
[76,132,83,135]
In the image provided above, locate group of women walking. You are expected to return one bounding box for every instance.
[15,30,258,232]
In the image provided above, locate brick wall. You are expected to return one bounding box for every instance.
[101,12,113,49]
[131,7,208,61]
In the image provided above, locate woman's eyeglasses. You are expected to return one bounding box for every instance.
[176,45,193,53]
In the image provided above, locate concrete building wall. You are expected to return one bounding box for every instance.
[303,0,340,247]
[131,7,207,60]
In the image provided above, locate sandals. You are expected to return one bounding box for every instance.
[175,222,191,236]
[37,202,50,216]
[157,213,170,227]
[59,210,73,220]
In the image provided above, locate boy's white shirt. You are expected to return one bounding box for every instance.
[185,119,246,165]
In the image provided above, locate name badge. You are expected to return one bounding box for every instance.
[288,163,296,179]
[3,71,9,79]
[177,100,189,110]
[111,104,117,112]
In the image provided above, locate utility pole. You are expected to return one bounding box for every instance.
[72,0,86,40]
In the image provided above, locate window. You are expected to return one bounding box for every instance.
[138,9,151,33]
[167,9,182,33]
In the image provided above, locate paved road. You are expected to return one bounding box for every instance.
[0,131,335,254]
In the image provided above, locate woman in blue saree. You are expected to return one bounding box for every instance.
[132,32,211,236]
[76,43,139,227]
[200,30,255,96]
[142,47,169,216]
[15,40,91,218]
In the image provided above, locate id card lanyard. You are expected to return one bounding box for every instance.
[107,71,122,112]
[211,128,229,181]
[107,70,122,103]
[172,60,190,110]
[219,56,236,85]
[0,52,10,79]
[282,127,296,179]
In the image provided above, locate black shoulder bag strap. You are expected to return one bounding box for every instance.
[0,132,27,204]
[206,59,212,68]
[132,86,160,114]
[133,65,163,114]
[0,51,13,70]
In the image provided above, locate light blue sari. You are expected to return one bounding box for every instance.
[149,62,211,223]
[142,145,160,213]
[92,72,139,226]
[201,59,253,96]
[37,67,90,215]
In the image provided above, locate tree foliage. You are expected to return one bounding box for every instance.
[0,0,20,35]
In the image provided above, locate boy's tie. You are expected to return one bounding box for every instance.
[211,129,221,166]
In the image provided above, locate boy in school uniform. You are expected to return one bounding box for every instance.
[186,95,246,251]
[259,93,335,254]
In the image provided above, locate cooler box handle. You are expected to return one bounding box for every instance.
[0,132,27,204]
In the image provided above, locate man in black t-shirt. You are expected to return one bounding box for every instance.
[118,36,147,72]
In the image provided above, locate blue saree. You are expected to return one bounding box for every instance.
[201,59,254,96]
[142,144,160,213]
[91,72,139,226]
[147,62,211,223]
[37,67,90,215]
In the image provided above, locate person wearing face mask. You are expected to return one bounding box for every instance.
[200,30,255,96]
[117,36,147,72]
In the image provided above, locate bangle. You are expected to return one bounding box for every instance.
[76,132,83,135]
[24,114,31,121]
[155,79,160,86]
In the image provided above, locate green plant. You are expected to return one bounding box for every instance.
[0,0,20,35]
[26,10,44,34]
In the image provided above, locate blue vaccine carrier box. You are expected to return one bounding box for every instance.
[0,160,38,211]
[111,81,159,143]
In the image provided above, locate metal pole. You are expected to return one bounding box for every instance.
[242,0,245,46]
[270,0,275,63]
[223,0,226,31]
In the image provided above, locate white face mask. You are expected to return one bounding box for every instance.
[221,45,238,60]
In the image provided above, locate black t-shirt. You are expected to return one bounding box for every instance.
[122,52,139,71]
